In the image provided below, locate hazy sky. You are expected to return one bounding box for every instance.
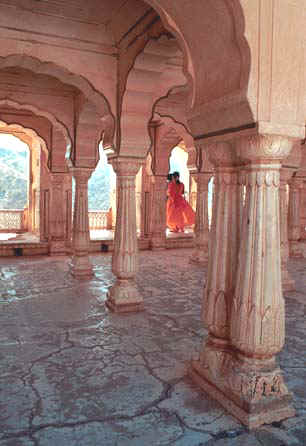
[0,133,29,152]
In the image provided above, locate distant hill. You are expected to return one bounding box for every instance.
[0,147,28,209]
[0,147,113,211]
[88,160,113,211]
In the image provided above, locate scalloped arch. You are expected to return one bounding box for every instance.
[0,98,71,152]
[143,0,195,109]
[144,0,251,109]
[0,54,115,128]
[0,120,49,160]
[154,114,194,149]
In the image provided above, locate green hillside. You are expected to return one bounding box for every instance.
[0,147,28,209]
[0,147,113,211]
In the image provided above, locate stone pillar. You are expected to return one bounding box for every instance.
[106,157,144,313]
[237,167,246,233]
[300,180,306,240]
[279,169,295,290]
[70,168,93,279]
[150,174,167,250]
[189,172,198,212]
[190,141,240,362]
[288,177,304,258]
[190,135,296,429]
[190,172,211,264]
[49,174,67,255]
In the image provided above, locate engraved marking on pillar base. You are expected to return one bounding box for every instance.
[189,360,295,429]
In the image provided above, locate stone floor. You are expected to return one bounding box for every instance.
[0,227,194,243]
[0,248,305,446]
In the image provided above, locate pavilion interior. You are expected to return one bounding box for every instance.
[0,0,305,445]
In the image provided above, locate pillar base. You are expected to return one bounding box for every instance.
[69,255,93,279]
[106,279,144,313]
[289,241,304,258]
[189,339,295,429]
[189,247,208,265]
[150,235,166,251]
[49,240,67,256]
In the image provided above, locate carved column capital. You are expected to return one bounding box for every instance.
[195,141,214,172]
[284,140,302,169]
[70,167,93,184]
[109,157,144,177]
[280,167,294,185]
[235,134,294,164]
[288,176,304,189]
[194,172,212,188]
[50,173,66,186]
[205,141,237,168]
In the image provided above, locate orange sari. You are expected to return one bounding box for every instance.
[166,181,195,232]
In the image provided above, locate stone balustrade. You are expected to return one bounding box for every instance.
[88,209,113,230]
[0,209,27,232]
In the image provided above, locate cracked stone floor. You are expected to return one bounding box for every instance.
[0,248,305,446]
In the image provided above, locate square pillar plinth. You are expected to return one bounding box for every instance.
[189,353,295,430]
[69,255,93,280]
[106,280,144,313]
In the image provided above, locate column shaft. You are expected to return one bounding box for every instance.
[190,173,211,264]
[288,177,304,258]
[279,169,295,290]
[150,175,167,250]
[49,174,67,255]
[70,168,93,279]
[106,157,144,313]
[190,135,296,429]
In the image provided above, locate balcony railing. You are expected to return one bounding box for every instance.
[0,209,26,232]
[88,209,113,230]
[0,208,113,233]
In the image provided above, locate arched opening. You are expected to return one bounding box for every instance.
[167,144,195,237]
[87,143,116,240]
[169,145,190,200]
[0,133,29,240]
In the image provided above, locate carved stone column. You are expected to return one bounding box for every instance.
[190,135,296,429]
[279,169,295,290]
[106,157,144,313]
[70,168,93,279]
[237,167,246,233]
[190,172,211,264]
[49,174,67,255]
[150,174,167,250]
[190,141,240,389]
[288,177,304,258]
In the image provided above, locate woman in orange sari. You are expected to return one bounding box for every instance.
[166,171,195,232]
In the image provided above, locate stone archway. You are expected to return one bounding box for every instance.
[0,120,49,239]
[0,98,71,156]
[143,0,251,113]
[0,55,116,166]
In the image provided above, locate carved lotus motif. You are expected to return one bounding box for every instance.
[236,135,294,163]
